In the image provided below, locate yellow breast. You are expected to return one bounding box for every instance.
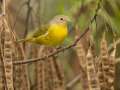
[50,24,67,39]
[36,23,68,46]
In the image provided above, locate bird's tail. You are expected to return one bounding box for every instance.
[17,38,29,43]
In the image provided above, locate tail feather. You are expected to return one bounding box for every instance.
[17,38,28,43]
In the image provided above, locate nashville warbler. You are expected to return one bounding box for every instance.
[18,15,72,46]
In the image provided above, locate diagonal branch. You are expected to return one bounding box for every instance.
[13,0,102,65]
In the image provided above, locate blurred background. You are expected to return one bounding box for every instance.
[3,0,120,90]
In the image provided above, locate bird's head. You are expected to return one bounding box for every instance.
[50,15,73,32]
[50,15,70,24]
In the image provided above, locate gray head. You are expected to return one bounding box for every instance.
[49,15,70,25]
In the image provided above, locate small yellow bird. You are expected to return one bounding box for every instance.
[18,15,72,46]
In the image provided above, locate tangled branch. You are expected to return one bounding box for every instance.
[13,0,102,65]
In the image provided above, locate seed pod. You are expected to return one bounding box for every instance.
[76,42,86,70]
[99,33,109,89]
[107,42,116,90]
[86,48,100,90]
[0,16,6,90]
[75,41,89,90]
[2,18,14,90]
[36,47,46,90]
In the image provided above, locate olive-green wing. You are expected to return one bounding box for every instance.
[26,24,49,39]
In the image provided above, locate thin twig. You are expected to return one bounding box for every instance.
[0,0,6,16]
[24,0,32,37]
[3,0,6,15]
[23,0,32,49]
[66,63,86,89]
[66,74,81,89]
[0,1,8,89]
[13,0,102,65]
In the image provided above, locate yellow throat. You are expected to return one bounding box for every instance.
[33,23,68,46]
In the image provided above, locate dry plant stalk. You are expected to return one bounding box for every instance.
[13,43,30,90]
[98,33,109,90]
[50,56,65,90]
[97,59,105,90]
[107,44,116,90]
[76,42,87,70]
[36,47,65,90]
[37,60,46,90]
[9,18,30,90]
[0,15,30,90]
[0,54,5,90]
[0,0,30,89]
[75,42,89,90]
[25,44,39,90]
[86,48,100,90]
[36,47,46,90]
[1,17,30,90]
[0,16,7,90]
[0,16,14,90]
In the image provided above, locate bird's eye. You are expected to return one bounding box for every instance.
[60,18,63,20]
